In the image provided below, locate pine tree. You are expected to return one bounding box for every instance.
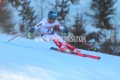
[50,0,59,11]
[35,0,48,20]
[71,13,86,36]
[100,25,120,56]
[90,0,116,29]
[70,11,87,49]
[9,0,37,33]
[9,0,21,9]
[0,0,13,33]
[86,0,116,51]
[19,0,37,32]
[50,0,70,25]
[58,0,70,24]
[70,0,80,5]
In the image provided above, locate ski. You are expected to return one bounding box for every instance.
[50,47,101,60]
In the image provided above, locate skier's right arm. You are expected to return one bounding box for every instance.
[27,22,42,38]
[27,18,45,38]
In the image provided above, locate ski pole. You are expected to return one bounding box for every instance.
[73,34,97,51]
[8,34,20,42]
[80,41,97,51]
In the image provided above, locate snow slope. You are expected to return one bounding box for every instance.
[0,34,120,80]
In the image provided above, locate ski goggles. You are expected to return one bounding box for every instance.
[50,18,57,20]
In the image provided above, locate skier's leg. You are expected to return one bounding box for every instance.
[52,33,71,53]
[41,33,65,50]
[43,33,81,54]
[52,33,81,54]
[53,38,71,52]
[64,42,81,54]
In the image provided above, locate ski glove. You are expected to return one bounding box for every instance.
[27,27,35,38]
[67,32,71,36]
[27,32,32,38]
[62,28,71,36]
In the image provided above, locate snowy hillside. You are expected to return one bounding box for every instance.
[0,34,120,80]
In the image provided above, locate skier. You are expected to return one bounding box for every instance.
[27,11,81,54]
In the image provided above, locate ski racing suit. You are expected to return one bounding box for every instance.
[28,17,80,53]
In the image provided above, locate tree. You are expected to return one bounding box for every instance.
[100,25,120,56]
[71,13,86,36]
[50,0,70,25]
[0,0,13,33]
[34,0,49,20]
[70,0,80,5]
[19,0,37,32]
[70,11,87,49]
[90,0,116,29]
[9,0,21,9]
[86,0,116,51]
[9,0,37,33]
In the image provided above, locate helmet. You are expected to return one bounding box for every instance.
[48,11,57,20]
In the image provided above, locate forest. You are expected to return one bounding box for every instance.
[0,0,120,55]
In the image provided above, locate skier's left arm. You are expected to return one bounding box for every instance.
[57,23,71,36]
[62,27,71,36]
